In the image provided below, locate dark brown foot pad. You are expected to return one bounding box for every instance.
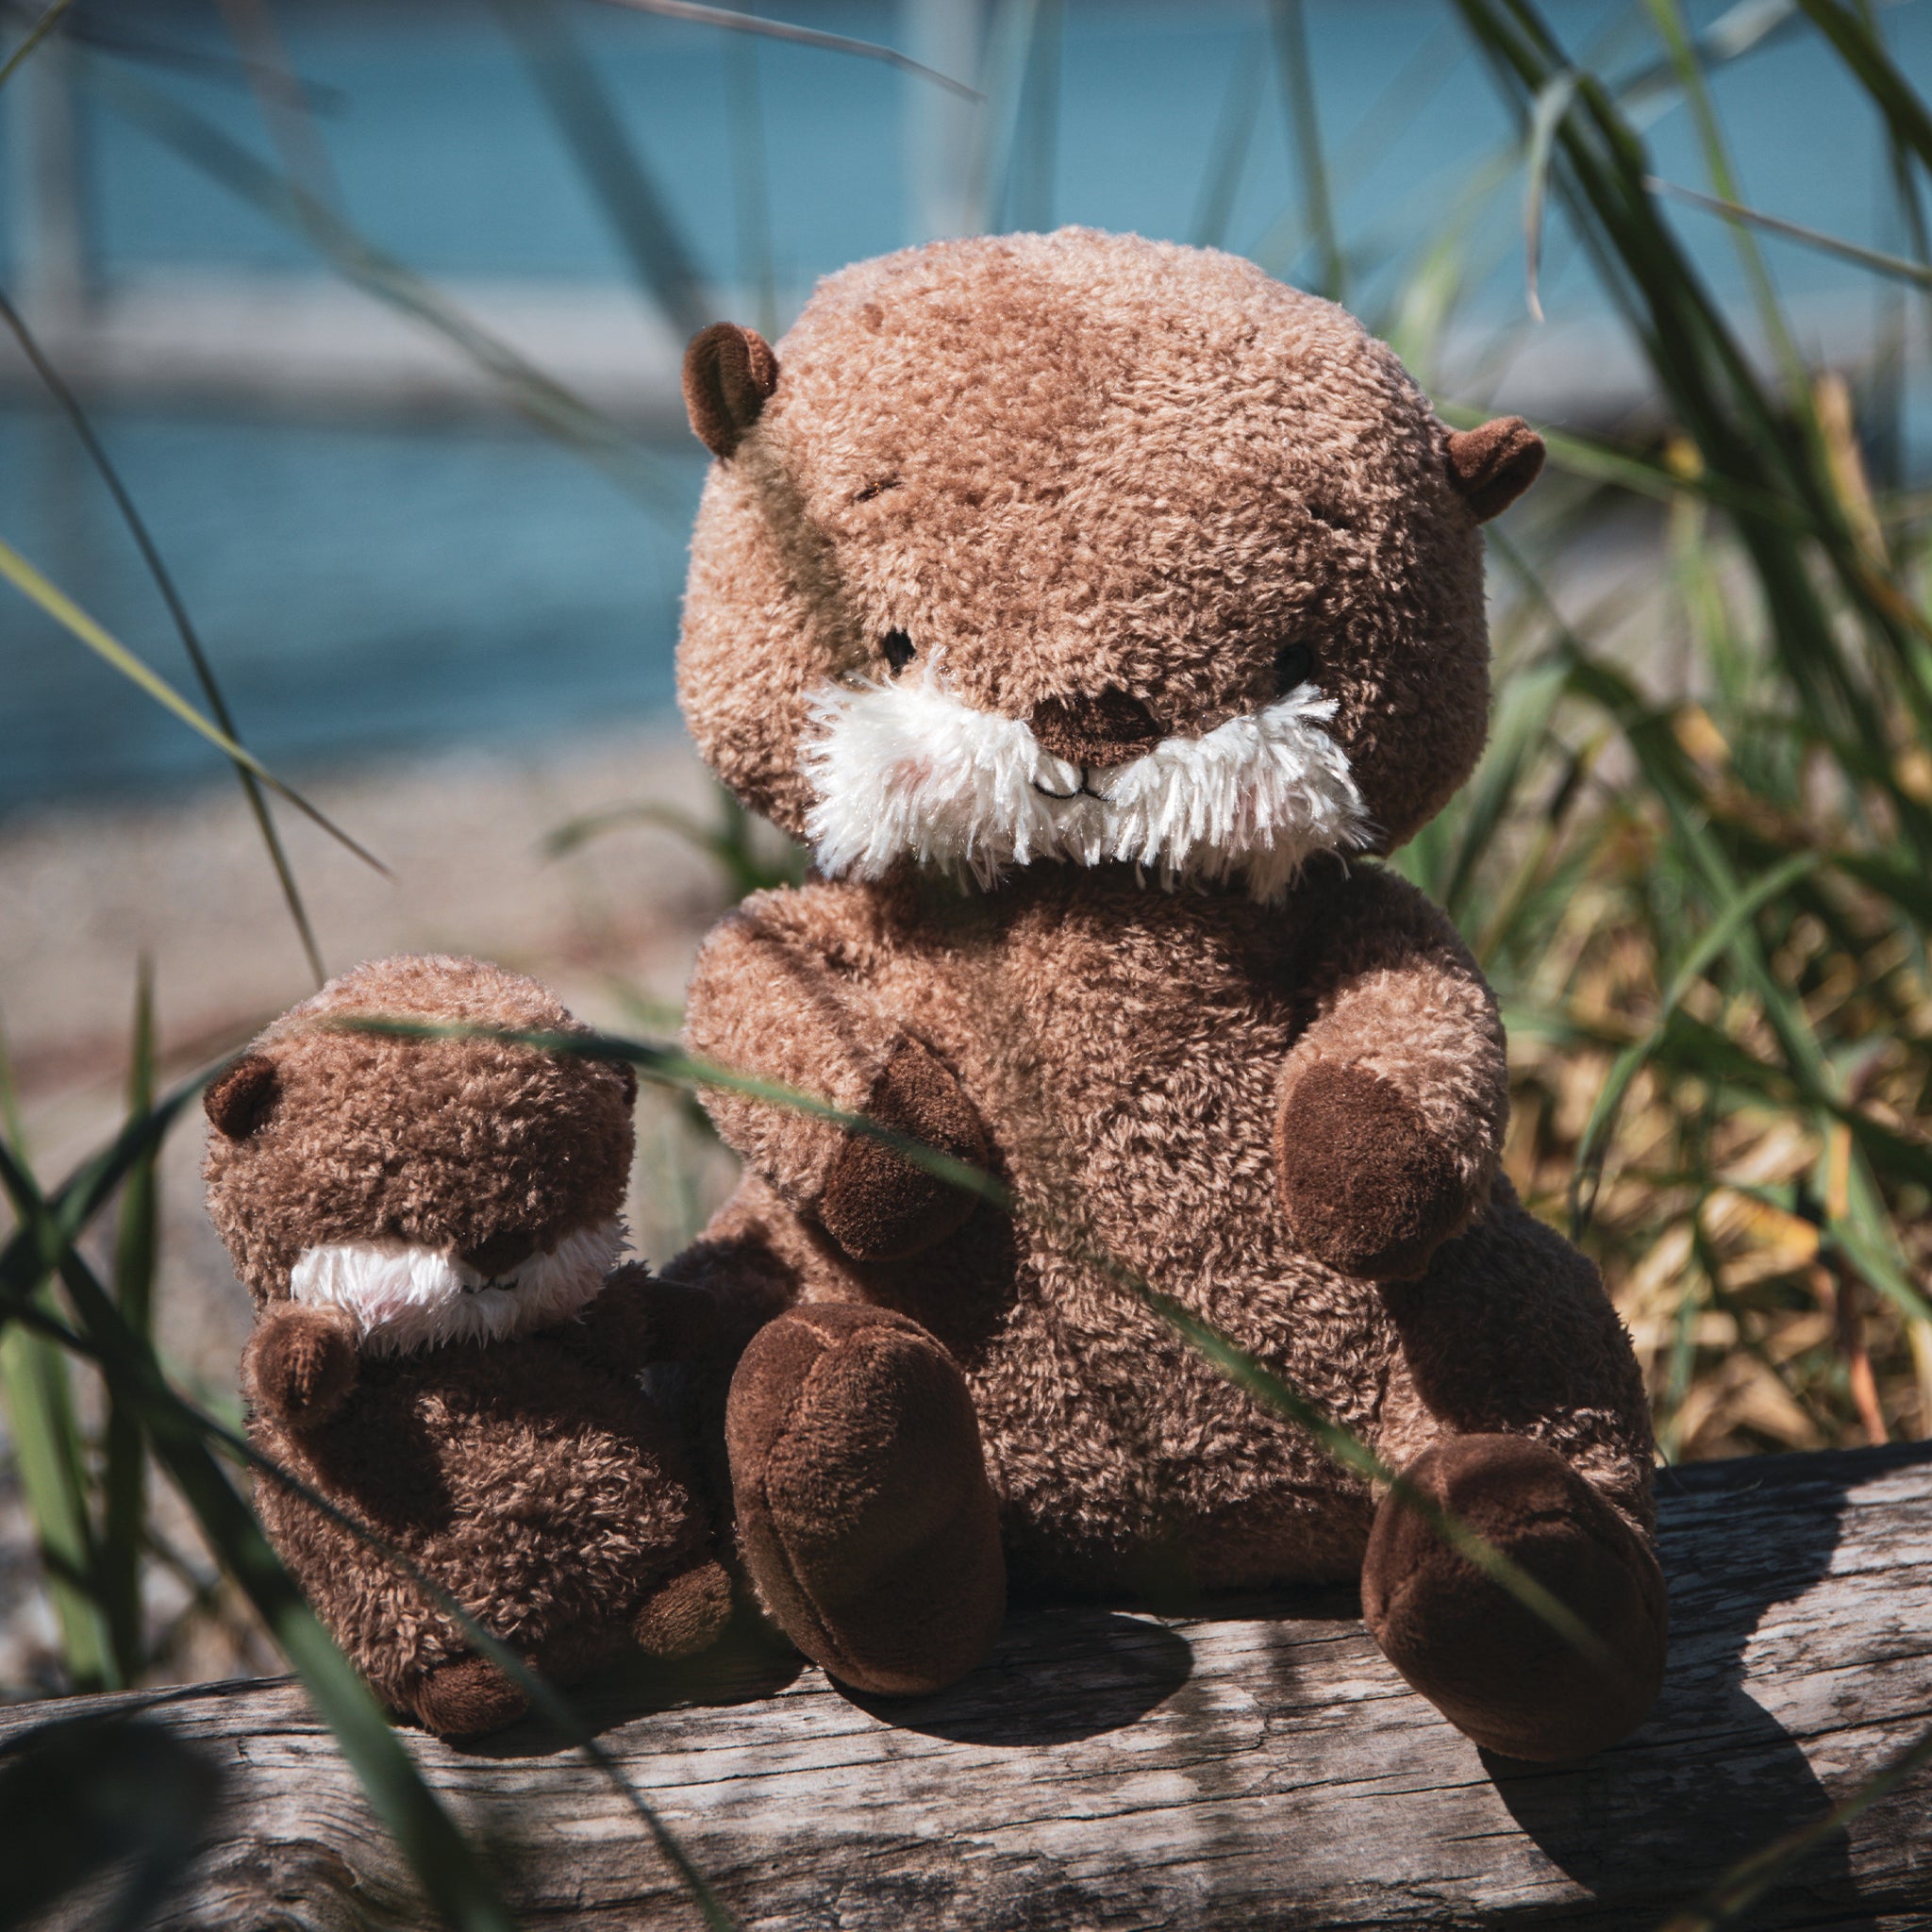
[407,1654,530,1739]
[1361,1432,1668,1762]
[726,1302,1006,1696]
[633,1558,735,1659]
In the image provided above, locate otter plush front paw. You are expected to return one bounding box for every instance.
[241,1304,358,1428]
[1274,1059,1473,1279]
[818,1039,990,1262]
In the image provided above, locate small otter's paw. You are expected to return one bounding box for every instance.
[819,1039,990,1262]
[407,1655,529,1739]
[1362,1433,1668,1762]
[242,1304,359,1429]
[1274,1059,1473,1279]
[579,1264,720,1368]
[634,1559,734,1658]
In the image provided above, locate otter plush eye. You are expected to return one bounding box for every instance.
[881,630,916,676]
[1274,642,1315,693]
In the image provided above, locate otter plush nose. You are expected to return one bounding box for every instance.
[1027,690,1163,767]
[460,1228,539,1279]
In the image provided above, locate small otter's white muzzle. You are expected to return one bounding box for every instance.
[287,1218,625,1355]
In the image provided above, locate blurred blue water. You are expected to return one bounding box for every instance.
[2,0,1928,812]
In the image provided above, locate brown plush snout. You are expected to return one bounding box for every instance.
[1028,690,1163,767]
[460,1227,541,1279]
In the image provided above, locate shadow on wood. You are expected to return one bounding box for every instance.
[2,1443,1927,1930]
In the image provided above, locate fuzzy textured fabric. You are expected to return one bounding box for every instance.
[802,668,1369,897]
[288,1218,625,1356]
[205,956,727,1735]
[667,229,1661,1757]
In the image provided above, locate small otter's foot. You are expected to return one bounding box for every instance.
[634,1558,734,1659]
[726,1303,1004,1696]
[1362,1433,1667,1762]
[407,1655,529,1739]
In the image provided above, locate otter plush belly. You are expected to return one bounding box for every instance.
[692,869,1404,1591]
[253,1335,711,1707]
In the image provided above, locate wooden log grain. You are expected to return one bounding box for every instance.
[5,1442,1930,1931]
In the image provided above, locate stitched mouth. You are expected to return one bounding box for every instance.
[1031,771,1109,802]
[459,1274,521,1296]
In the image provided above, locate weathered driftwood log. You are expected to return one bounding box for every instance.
[5,1442,1930,1931]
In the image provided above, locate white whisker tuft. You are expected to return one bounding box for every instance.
[288,1218,625,1356]
[802,664,1370,898]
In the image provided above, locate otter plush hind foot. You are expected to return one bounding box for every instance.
[1361,1433,1667,1762]
[633,1558,734,1659]
[725,1303,1004,1696]
[407,1655,529,1740]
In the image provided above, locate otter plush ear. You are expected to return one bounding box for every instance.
[205,1054,279,1140]
[1445,417,1545,522]
[683,323,779,458]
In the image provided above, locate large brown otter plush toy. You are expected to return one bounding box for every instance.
[668,228,1665,1762]
[204,955,729,1738]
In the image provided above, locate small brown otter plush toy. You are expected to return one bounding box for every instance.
[204,955,729,1739]
[666,229,1666,1763]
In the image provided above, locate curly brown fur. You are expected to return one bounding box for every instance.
[679,228,1507,859]
[205,957,726,1734]
[668,231,1658,1757]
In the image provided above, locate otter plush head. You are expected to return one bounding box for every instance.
[676,228,1541,898]
[203,955,638,1354]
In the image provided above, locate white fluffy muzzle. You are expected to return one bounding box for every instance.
[287,1218,625,1356]
[802,667,1370,897]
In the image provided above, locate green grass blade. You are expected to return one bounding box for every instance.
[491,0,711,340]
[86,58,686,516]
[1645,173,1932,290]
[0,0,74,91]
[0,1144,521,1932]
[1001,0,1062,234]
[0,1309,112,1691]
[1251,18,1463,280]
[101,963,158,1685]
[588,0,980,99]
[722,27,777,341]
[0,287,327,984]
[1793,0,1932,166]
[1190,28,1266,249]
[1656,1718,1932,1931]
[0,535,388,876]
[1269,0,1343,301]
[544,788,804,896]
[0,1021,112,1696]
[1570,850,1821,1233]
[1523,68,1580,320]
[1641,0,1805,387]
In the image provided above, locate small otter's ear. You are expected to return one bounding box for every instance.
[683,322,779,458]
[615,1059,638,1107]
[1445,416,1545,522]
[205,1054,280,1141]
